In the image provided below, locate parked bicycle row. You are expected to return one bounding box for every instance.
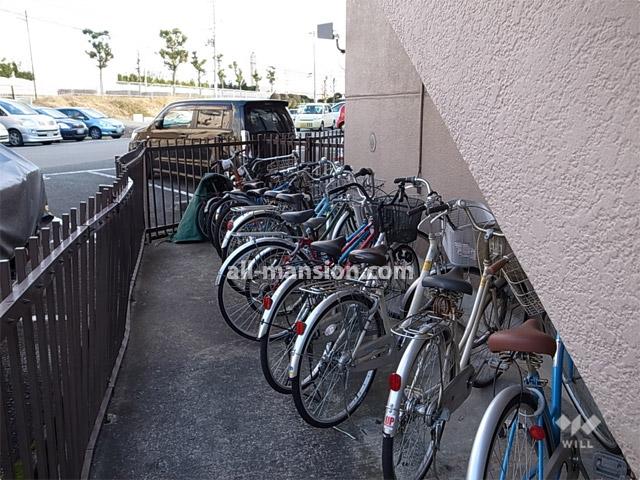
[191,151,628,480]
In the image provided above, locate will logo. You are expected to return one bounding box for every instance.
[556,414,601,436]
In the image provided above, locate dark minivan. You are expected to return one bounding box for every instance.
[129,99,294,150]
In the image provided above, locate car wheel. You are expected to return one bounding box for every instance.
[319,122,324,131]
[8,129,23,146]
[89,127,102,140]
[332,120,336,129]
[111,135,122,139]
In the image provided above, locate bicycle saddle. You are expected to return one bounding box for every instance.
[487,318,556,356]
[242,181,264,191]
[263,190,282,200]
[246,188,268,198]
[310,236,347,261]
[421,266,473,295]
[275,193,305,204]
[281,209,315,225]
[348,245,388,267]
[304,217,326,232]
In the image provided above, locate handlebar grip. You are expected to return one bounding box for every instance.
[318,174,333,181]
[426,203,449,215]
[355,167,373,178]
[394,176,416,184]
[327,182,370,199]
[487,253,514,275]
[408,202,448,216]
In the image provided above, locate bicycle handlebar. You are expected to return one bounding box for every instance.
[407,201,449,216]
[327,182,373,201]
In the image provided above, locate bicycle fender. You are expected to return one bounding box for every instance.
[382,333,432,437]
[466,385,547,480]
[257,274,301,339]
[221,210,285,249]
[214,237,295,286]
[288,289,371,380]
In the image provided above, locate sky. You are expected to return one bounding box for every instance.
[0,0,346,97]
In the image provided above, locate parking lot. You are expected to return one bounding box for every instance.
[15,138,129,215]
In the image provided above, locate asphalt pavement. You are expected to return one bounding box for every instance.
[14,138,130,215]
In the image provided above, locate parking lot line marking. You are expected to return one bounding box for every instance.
[87,171,118,179]
[44,167,116,178]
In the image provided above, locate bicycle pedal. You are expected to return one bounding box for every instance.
[593,451,628,480]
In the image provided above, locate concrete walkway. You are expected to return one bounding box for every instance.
[90,241,508,479]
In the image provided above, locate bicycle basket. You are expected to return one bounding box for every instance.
[442,201,496,268]
[370,195,425,244]
[499,244,545,317]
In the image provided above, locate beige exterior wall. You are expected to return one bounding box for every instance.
[370,0,639,468]
[345,0,485,201]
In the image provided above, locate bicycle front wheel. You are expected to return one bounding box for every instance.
[290,292,382,427]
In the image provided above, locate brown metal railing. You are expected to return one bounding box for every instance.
[141,131,344,240]
[0,147,145,479]
[0,131,343,479]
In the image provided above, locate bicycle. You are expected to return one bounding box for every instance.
[466,257,629,479]
[380,200,516,479]
[466,328,630,479]
[285,179,445,427]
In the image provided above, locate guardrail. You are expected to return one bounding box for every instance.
[0,147,145,479]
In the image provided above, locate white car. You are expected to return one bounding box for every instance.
[0,123,8,144]
[0,99,62,146]
[294,103,334,131]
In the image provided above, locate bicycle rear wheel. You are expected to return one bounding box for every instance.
[260,278,320,393]
[216,239,303,340]
[381,329,454,480]
[563,361,621,453]
[468,389,553,480]
[290,292,382,427]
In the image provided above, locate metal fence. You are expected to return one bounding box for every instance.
[0,130,342,479]
[0,148,145,479]
[141,130,344,240]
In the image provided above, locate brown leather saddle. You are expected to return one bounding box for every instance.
[487,318,556,356]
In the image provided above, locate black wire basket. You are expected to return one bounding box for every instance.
[369,195,425,244]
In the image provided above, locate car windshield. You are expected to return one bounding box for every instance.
[38,107,66,119]
[0,101,38,115]
[302,105,324,114]
[331,103,344,112]
[82,108,107,119]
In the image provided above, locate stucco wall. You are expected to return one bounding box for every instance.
[345,0,484,201]
[377,0,640,468]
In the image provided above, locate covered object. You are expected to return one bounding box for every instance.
[0,145,49,260]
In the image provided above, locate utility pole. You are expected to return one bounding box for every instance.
[250,51,256,86]
[24,10,37,99]
[309,31,316,101]
[136,51,142,95]
[207,0,218,97]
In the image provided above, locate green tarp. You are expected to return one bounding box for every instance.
[171,173,232,243]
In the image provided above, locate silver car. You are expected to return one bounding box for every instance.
[0,123,8,144]
[0,99,62,146]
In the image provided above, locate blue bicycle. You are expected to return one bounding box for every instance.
[466,254,628,479]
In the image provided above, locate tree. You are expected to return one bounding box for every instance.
[266,66,276,92]
[159,28,188,95]
[215,54,225,89]
[191,51,207,95]
[251,71,262,91]
[82,29,113,95]
[228,61,245,89]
